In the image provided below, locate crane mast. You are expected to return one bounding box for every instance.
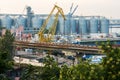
[38,5,66,42]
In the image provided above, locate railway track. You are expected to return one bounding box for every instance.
[13,41,102,54]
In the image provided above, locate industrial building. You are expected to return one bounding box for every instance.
[0,6,120,35]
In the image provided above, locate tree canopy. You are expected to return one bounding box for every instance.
[20,42,120,80]
[0,30,15,73]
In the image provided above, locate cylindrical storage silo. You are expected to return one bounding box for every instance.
[90,17,98,33]
[32,16,43,29]
[71,18,76,34]
[97,19,101,33]
[86,20,90,34]
[57,16,64,35]
[16,15,26,28]
[0,18,1,27]
[64,17,70,35]
[1,15,13,29]
[79,17,87,35]
[75,19,79,34]
[100,18,109,34]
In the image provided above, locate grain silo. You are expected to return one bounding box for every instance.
[57,16,64,35]
[100,17,109,34]
[32,16,43,29]
[1,15,13,29]
[64,17,70,35]
[71,18,76,34]
[16,15,26,28]
[0,18,1,28]
[90,17,98,33]
[79,17,87,35]
[75,19,79,34]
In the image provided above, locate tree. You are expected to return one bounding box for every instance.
[0,74,10,80]
[40,55,60,80]
[20,65,41,80]
[20,55,60,80]
[100,41,120,80]
[0,30,15,73]
[20,41,120,80]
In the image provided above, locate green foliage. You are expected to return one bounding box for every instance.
[20,65,41,80]
[39,55,60,80]
[0,74,10,80]
[0,30,15,73]
[59,41,120,80]
[20,55,60,80]
[20,41,120,80]
[100,41,120,80]
[59,59,104,80]
[0,30,15,55]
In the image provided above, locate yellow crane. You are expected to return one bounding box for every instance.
[38,5,66,42]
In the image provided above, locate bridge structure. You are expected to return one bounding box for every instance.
[13,41,102,54]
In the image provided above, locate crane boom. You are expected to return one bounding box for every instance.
[70,3,73,14]
[71,5,78,16]
[38,5,66,42]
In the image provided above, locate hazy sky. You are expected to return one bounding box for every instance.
[0,0,120,19]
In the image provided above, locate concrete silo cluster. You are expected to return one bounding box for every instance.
[0,6,110,35]
[58,16,109,35]
[32,16,43,29]
[1,15,13,29]
[15,15,27,28]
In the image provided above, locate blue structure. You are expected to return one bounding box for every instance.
[75,19,79,34]
[90,17,98,33]
[79,17,87,35]
[66,3,78,35]
[0,6,116,35]
[16,15,26,28]
[64,18,70,35]
[100,17,109,34]
[1,15,13,29]
[0,18,1,27]
[64,17,77,35]
[86,20,90,34]
[32,16,43,29]
[26,6,33,28]
[71,18,76,34]
[57,16,65,35]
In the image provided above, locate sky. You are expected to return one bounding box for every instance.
[0,0,120,19]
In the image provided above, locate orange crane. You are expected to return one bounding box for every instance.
[38,5,66,42]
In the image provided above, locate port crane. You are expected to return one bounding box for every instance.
[38,5,66,42]
[68,3,78,34]
[68,3,78,17]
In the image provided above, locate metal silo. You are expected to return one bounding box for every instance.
[1,15,13,29]
[75,19,79,34]
[100,17,109,34]
[32,16,43,29]
[90,17,98,33]
[57,16,64,35]
[64,17,76,35]
[79,17,87,35]
[86,20,90,34]
[71,18,76,34]
[64,17,70,35]
[0,18,1,27]
[16,15,26,28]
